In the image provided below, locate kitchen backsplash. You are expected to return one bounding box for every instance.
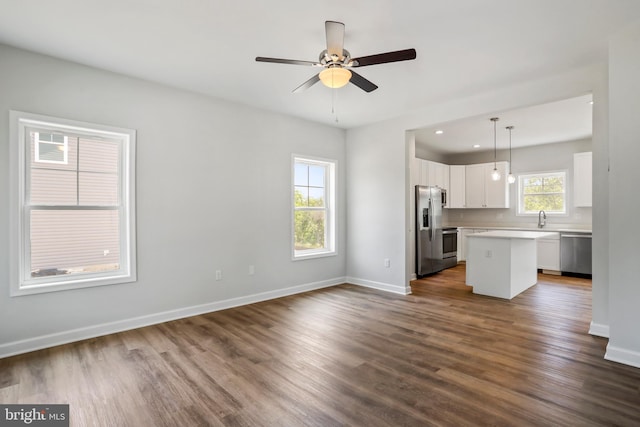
[443,206,592,230]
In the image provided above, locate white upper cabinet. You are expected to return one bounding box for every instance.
[574,152,592,207]
[416,159,450,201]
[428,161,450,191]
[464,162,510,208]
[464,164,486,208]
[416,158,508,209]
[484,162,510,208]
[448,165,466,208]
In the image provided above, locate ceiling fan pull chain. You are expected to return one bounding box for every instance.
[332,87,339,123]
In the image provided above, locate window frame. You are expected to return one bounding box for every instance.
[9,110,137,296]
[291,154,337,260]
[516,170,568,216]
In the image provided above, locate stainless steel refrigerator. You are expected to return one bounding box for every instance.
[416,185,454,276]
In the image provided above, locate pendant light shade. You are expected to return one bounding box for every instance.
[490,117,501,181]
[506,125,516,184]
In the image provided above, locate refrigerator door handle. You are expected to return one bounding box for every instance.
[428,198,433,241]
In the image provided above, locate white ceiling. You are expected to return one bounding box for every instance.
[414,94,594,155]
[0,1,639,131]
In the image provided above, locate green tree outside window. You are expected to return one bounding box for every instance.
[518,172,566,214]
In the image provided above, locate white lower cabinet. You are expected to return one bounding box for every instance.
[461,228,560,269]
[459,228,488,261]
[537,235,560,271]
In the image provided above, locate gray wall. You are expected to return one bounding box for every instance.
[0,44,347,355]
[606,20,640,366]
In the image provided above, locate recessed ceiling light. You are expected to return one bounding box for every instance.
[589,101,594,105]
[473,144,481,148]
[435,130,444,135]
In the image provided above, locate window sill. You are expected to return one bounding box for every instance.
[11,272,136,297]
[292,250,337,261]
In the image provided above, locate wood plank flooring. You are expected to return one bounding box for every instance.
[2,264,640,426]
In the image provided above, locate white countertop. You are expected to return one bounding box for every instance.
[452,225,592,233]
[467,230,560,240]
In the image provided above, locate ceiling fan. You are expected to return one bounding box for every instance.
[255,21,417,93]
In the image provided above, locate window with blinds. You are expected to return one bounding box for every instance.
[10,111,137,296]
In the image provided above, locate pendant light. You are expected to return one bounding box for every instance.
[506,125,516,184]
[490,117,501,181]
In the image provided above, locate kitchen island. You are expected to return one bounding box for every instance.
[466,230,558,299]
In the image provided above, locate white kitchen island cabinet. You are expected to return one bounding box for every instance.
[466,230,558,299]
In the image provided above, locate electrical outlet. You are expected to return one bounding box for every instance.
[249,265,255,275]
[384,258,391,268]
[215,270,222,281]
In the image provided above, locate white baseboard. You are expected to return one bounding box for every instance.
[346,276,411,295]
[605,344,640,369]
[588,321,610,338]
[0,277,345,359]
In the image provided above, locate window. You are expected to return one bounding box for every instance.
[517,171,567,215]
[10,111,136,296]
[292,156,336,259]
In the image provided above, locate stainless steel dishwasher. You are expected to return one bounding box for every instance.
[560,232,592,275]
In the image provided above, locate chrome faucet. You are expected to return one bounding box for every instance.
[538,210,547,228]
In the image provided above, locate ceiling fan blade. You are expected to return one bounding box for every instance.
[293,74,321,93]
[351,48,417,67]
[325,21,345,59]
[255,57,319,66]
[349,71,378,93]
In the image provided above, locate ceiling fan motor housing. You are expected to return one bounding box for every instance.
[319,49,352,68]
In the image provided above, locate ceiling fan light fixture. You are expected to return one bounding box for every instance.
[319,67,352,88]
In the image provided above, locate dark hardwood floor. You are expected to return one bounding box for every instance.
[2,264,639,426]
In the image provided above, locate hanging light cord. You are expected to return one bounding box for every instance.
[494,119,497,168]
[491,117,499,167]
[508,126,512,172]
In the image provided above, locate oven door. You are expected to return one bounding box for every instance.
[442,228,458,259]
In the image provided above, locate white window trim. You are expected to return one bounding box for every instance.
[516,170,569,217]
[291,154,337,260]
[9,110,137,296]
